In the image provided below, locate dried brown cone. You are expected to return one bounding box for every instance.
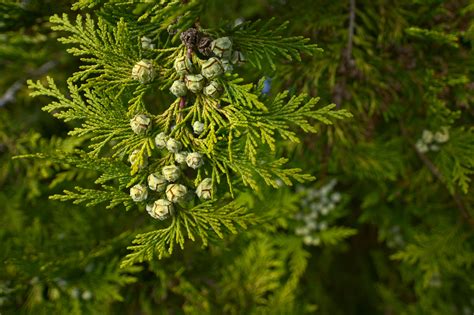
[180,28,200,49]
[198,36,213,56]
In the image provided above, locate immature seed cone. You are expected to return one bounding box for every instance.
[174,56,193,76]
[186,152,204,169]
[162,165,181,182]
[131,60,156,83]
[174,151,189,165]
[434,127,449,143]
[146,199,174,220]
[185,74,205,93]
[422,130,434,144]
[196,178,213,200]
[211,37,232,59]
[147,173,167,192]
[166,183,188,203]
[201,57,224,80]
[166,138,182,153]
[155,132,168,149]
[415,141,427,153]
[192,121,205,135]
[130,184,148,202]
[169,80,187,97]
[203,81,223,99]
[130,114,151,135]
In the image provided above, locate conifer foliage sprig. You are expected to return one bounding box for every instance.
[50,14,141,91]
[27,0,351,265]
[228,18,324,70]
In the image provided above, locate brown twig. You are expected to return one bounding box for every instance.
[345,0,356,63]
[323,0,357,175]
[0,60,57,108]
[333,0,356,108]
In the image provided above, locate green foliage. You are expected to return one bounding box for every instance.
[23,0,349,269]
[217,235,310,314]
[318,227,357,246]
[392,227,474,288]
[49,14,142,92]
[435,127,474,194]
[122,200,255,266]
[28,78,133,156]
[405,26,460,48]
[228,18,323,70]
